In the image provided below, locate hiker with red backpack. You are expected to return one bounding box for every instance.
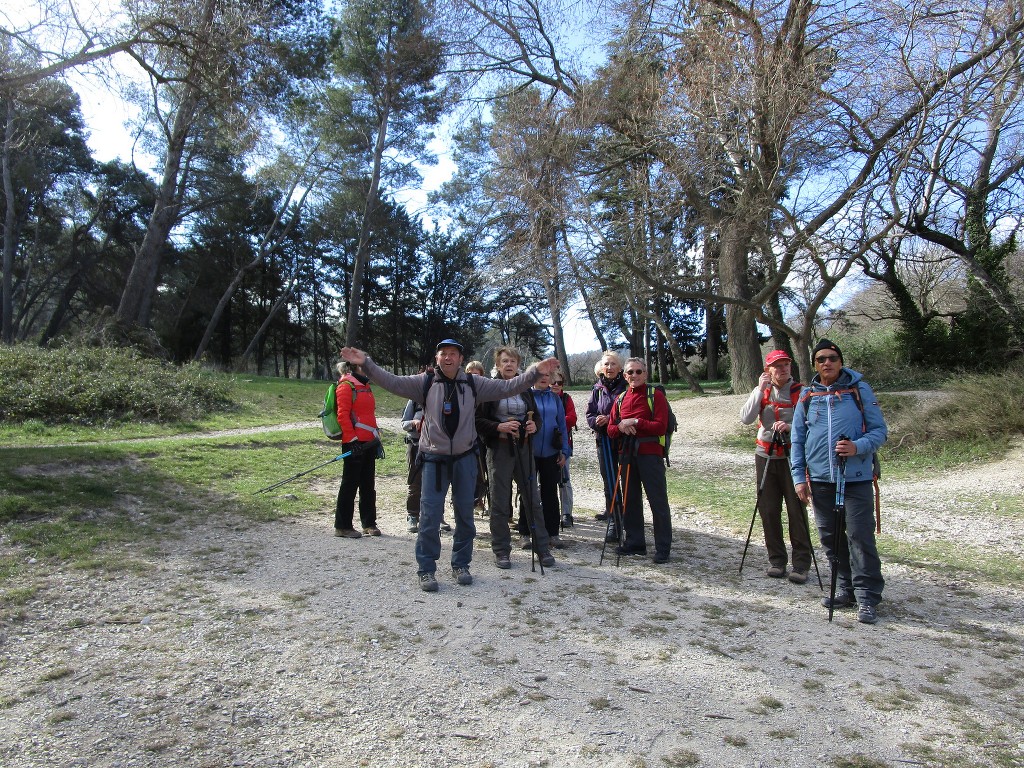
[790,340,888,625]
[607,357,672,564]
[333,361,383,539]
[739,349,814,583]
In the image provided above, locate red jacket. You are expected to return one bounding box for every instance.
[559,391,577,449]
[336,374,378,443]
[607,385,669,457]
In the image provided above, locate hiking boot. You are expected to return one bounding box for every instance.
[452,567,473,586]
[334,528,362,539]
[857,603,878,624]
[520,536,532,550]
[788,569,808,584]
[418,572,438,592]
[652,553,670,564]
[767,565,786,578]
[540,552,555,567]
[440,519,452,532]
[561,513,574,528]
[362,526,382,537]
[604,529,620,544]
[595,512,609,521]
[821,590,856,609]
[615,545,647,557]
[495,554,511,569]
[407,515,419,533]
[551,535,566,549]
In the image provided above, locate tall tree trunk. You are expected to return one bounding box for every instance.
[2,102,18,344]
[115,0,215,329]
[345,109,390,347]
[718,226,763,392]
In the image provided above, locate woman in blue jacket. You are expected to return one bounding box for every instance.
[532,372,570,547]
[790,340,888,624]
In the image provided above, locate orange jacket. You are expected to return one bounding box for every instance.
[336,374,378,443]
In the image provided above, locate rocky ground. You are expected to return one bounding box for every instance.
[2,393,1022,768]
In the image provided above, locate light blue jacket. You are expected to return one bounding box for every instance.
[531,387,569,459]
[790,368,887,485]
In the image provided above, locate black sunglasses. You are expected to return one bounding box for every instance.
[815,354,840,363]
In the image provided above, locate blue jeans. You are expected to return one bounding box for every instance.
[417,453,478,575]
[810,480,884,606]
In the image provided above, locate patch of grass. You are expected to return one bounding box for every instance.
[723,735,748,747]
[39,666,74,682]
[863,687,918,712]
[882,537,1024,588]
[661,748,700,767]
[48,710,77,725]
[832,756,889,768]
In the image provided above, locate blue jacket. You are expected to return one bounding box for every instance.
[790,368,887,485]
[531,387,569,459]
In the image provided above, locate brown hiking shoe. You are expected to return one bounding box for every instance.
[334,528,362,539]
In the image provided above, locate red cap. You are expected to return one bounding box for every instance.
[764,350,791,367]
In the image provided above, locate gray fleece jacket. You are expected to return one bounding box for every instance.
[360,357,542,458]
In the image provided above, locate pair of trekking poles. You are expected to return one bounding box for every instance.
[598,433,637,567]
[507,412,546,575]
[739,430,824,590]
[739,430,855,623]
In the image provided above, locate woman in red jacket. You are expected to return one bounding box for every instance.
[334,361,382,538]
[607,358,672,563]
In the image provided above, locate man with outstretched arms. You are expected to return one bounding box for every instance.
[339,341,560,593]
[790,339,888,624]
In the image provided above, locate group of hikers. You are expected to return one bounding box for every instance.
[329,337,888,625]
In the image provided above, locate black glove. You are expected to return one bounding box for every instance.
[363,437,384,459]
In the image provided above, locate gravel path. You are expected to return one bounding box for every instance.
[2,393,1022,767]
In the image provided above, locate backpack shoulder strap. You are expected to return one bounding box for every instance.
[421,370,435,404]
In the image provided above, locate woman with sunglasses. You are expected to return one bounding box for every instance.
[790,339,888,624]
[550,374,576,527]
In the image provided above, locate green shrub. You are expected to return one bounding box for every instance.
[908,361,1024,444]
[0,346,232,424]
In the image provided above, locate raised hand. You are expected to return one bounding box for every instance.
[340,347,366,365]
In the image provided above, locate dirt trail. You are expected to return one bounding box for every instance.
[1,392,1022,768]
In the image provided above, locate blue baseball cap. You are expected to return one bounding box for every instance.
[436,339,465,354]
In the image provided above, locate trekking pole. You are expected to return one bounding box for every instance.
[597,433,616,517]
[740,430,776,574]
[512,418,544,575]
[254,450,354,494]
[599,450,628,566]
[827,438,849,623]
[614,438,637,568]
[781,436,824,591]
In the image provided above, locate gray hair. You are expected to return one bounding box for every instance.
[624,357,646,372]
[594,350,624,377]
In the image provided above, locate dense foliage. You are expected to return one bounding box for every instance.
[0,346,232,424]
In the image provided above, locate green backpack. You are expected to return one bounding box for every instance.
[319,381,355,441]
